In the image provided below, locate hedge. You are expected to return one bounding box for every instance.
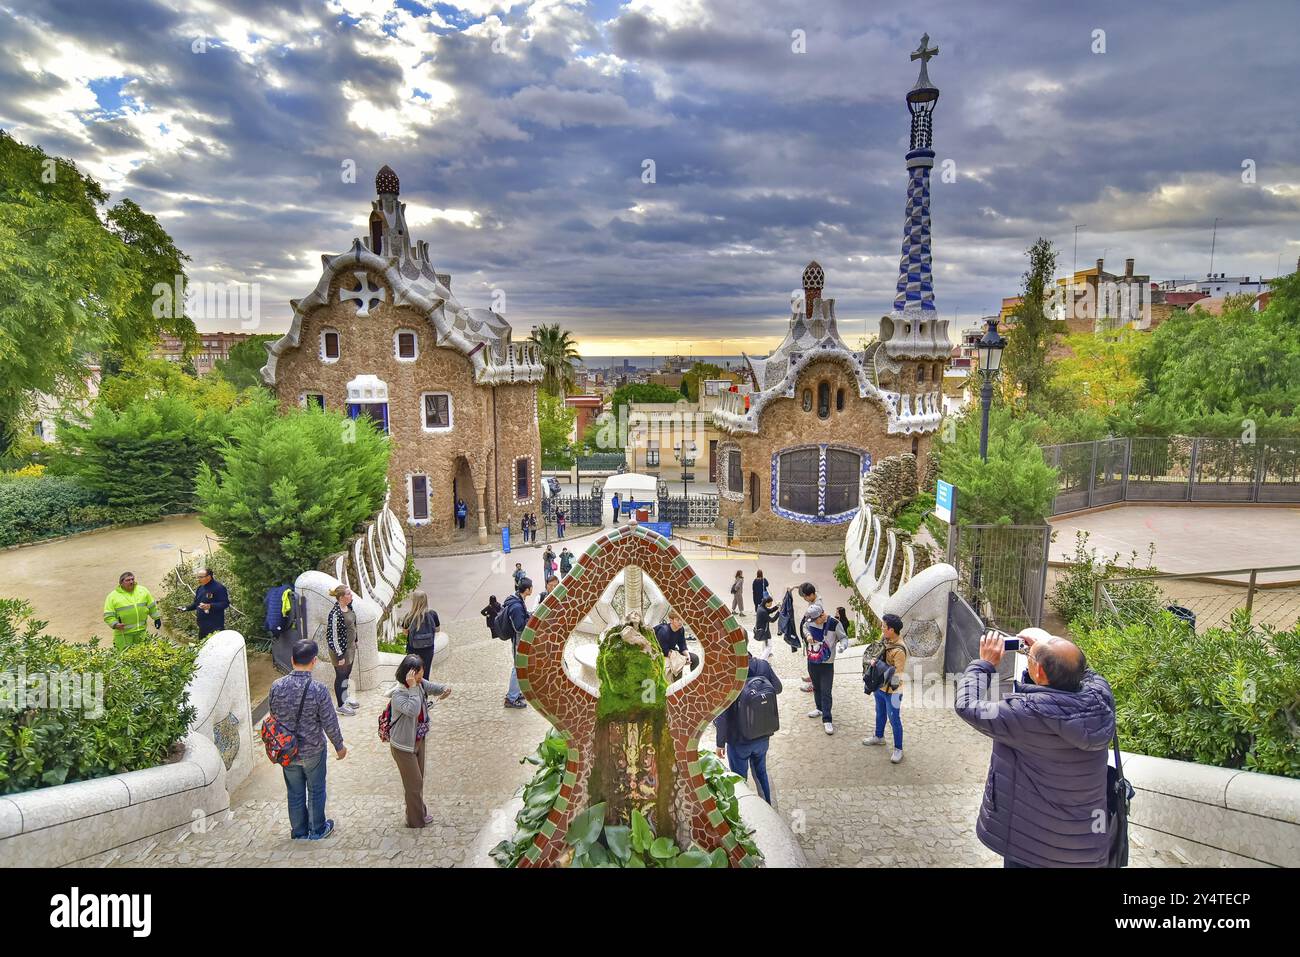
[1072,611,1300,779]
[0,476,109,547]
[0,598,199,794]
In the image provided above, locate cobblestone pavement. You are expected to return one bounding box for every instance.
[98,615,1196,868]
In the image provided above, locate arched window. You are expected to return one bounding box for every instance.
[836,388,845,412]
[370,215,383,256]
[916,365,925,382]
[320,328,340,361]
[394,329,418,361]
[911,436,920,456]
[749,472,759,513]
[817,382,831,419]
[801,389,813,412]
[777,448,820,516]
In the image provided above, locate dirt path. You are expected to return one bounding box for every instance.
[1,515,215,642]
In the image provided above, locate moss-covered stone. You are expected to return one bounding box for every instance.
[595,624,666,721]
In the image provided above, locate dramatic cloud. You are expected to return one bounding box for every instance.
[2,0,1297,355]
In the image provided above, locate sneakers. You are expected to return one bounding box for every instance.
[504,697,527,709]
[805,708,822,718]
[823,722,835,735]
[890,749,904,764]
[863,735,885,746]
[337,704,357,716]
[308,819,335,841]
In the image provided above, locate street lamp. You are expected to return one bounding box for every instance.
[675,440,697,498]
[976,317,1007,463]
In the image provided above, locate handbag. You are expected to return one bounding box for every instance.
[1106,734,1135,868]
[260,680,311,766]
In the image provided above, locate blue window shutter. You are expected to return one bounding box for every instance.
[381,403,389,434]
[348,404,360,419]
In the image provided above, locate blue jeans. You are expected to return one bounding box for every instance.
[282,749,328,839]
[874,689,903,749]
[506,636,524,703]
[728,738,772,803]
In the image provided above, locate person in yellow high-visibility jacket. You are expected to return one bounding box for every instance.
[103,571,161,649]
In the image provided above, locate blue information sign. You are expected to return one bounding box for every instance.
[642,522,673,540]
[935,479,955,524]
[501,526,511,553]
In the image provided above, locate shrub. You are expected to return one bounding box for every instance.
[1073,611,1300,778]
[0,475,104,547]
[55,394,229,518]
[196,395,389,623]
[1050,531,1162,629]
[0,598,199,794]
[936,405,1059,526]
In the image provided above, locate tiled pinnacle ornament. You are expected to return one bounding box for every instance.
[514,522,757,867]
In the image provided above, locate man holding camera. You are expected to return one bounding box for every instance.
[955,628,1116,868]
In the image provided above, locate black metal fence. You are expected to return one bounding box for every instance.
[947,523,1052,634]
[542,486,604,526]
[656,493,720,527]
[1042,436,1300,515]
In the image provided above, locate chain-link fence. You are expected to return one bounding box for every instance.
[948,523,1052,634]
[1095,565,1300,634]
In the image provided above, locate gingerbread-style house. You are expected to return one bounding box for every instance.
[261,166,545,546]
[711,39,952,542]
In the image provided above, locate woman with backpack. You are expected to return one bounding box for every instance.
[385,655,451,828]
[481,595,502,639]
[402,590,440,679]
[324,585,358,716]
[730,570,745,616]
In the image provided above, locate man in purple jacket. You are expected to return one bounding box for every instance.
[955,629,1116,868]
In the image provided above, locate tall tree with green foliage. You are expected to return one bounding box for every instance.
[937,405,1059,525]
[214,335,278,392]
[196,395,389,603]
[95,357,240,414]
[0,132,195,450]
[528,323,580,396]
[1001,238,1059,411]
[1130,272,1300,437]
[54,394,230,518]
[538,390,577,463]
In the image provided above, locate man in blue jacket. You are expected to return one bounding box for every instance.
[183,567,230,639]
[714,654,783,803]
[955,629,1116,868]
[502,577,533,709]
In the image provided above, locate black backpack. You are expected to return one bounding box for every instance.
[496,596,521,642]
[736,673,780,740]
[862,641,897,694]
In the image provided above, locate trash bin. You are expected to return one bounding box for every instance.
[1166,605,1196,630]
[635,508,649,522]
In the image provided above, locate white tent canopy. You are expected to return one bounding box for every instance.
[600,472,660,525]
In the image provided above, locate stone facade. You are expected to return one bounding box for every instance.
[717,358,934,542]
[262,166,544,547]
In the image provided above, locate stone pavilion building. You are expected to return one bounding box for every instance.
[262,166,545,547]
[711,37,952,541]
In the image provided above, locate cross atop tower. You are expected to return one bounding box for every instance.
[911,33,938,65]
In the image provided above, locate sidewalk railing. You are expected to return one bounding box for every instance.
[1042,436,1300,515]
[1093,563,1300,633]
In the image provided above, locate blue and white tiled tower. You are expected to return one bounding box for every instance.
[893,34,941,317]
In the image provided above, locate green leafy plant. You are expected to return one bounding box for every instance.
[490,729,571,867]
[1073,611,1300,778]
[1050,531,1161,630]
[0,598,199,794]
[195,394,388,628]
[393,555,421,607]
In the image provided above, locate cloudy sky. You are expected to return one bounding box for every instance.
[3,0,1297,356]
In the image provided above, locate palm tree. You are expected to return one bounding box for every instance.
[528,323,580,396]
